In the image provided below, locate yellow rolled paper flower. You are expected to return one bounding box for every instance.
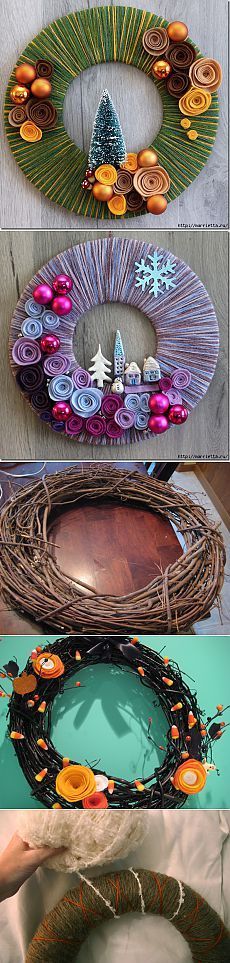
[56,764,96,802]
[20,120,42,142]
[95,164,117,185]
[179,86,212,117]
[173,758,207,795]
[189,58,222,93]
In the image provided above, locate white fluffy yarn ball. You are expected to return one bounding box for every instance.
[18,810,149,873]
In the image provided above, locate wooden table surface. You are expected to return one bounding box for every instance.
[1,0,228,229]
[0,229,228,461]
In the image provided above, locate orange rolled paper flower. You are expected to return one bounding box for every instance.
[107,194,127,215]
[189,58,222,93]
[179,86,211,116]
[83,791,108,809]
[133,166,170,197]
[56,764,96,802]
[20,120,42,142]
[173,759,207,795]
[95,164,117,185]
[121,152,138,172]
[34,652,64,679]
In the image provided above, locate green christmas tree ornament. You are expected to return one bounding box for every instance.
[88,89,126,169]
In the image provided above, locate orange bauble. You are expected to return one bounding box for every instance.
[152,59,171,80]
[34,652,65,678]
[31,78,52,98]
[173,759,207,795]
[92,182,114,201]
[15,63,37,84]
[167,21,188,42]
[137,148,158,168]
[10,85,30,105]
[146,195,168,214]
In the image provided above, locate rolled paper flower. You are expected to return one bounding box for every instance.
[95,774,109,791]
[86,415,106,437]
[121,153,138,172]
[142,26,169,57]
[83,792,108,809]
[8,105,27,126]
[95,164,117,185]
[42,310,60,331]
[16,364,45,392]
[106,418,124,439]
[35,59,53,78]
[43,354,70,376]
[31,388,50,411]
[70,387,103,417]
[107,195,127,215]
[26,99,57,130]
[101,394,122,417]
[134,410,149,430]
[40,410,52,423]
[113,170,133,195]
[165,387,183,405]
[126,190,144,212]
[124,393,140,411]
[179,86,212,116]
[139,392,151,412]
[65,414,84,436]
[51,420,65,432]
[20,120,42,142]
[12,337,41,366]
[48,374,73,401]
[56,764,96,802]
[166,73,189,98]
[171,368,191,389]
[72,367,92,389]
[25,298,44,317]
[159,376,172,391]
[173,759,207,795]
[189,57,222,92]
[34,652,64,678]
[21,318,43,339]
[114,407,135,429]
[133,166,170,197]
[166,42,196,72]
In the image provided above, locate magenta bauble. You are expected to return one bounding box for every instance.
[52,401,72,422]
[51,294,72,316]
[149,392,170,415]
[40,334,60,354]
[148,414,169,434]
[168,404,188,425]
[33,283,53,305]
[52,274,73,295]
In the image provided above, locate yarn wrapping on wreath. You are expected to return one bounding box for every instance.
[25,869,230,962]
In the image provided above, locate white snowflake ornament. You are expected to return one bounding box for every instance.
[134,251,176,298]
[88,343,112,388]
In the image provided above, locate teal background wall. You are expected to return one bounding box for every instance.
[0,635,229,810]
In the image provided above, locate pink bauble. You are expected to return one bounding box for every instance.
[52,274,73,295]
[51,294,72,316]
[149,392,170,415]
[33,283,53,305]
[40,334,60,354]
[168,404,188,425]
[148,414,169,434]
[52,401,72,422]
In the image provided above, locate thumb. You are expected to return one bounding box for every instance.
[24,844,66,870]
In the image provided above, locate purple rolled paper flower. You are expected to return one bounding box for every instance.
[51,420,66,432]
[16,364,45,392]
[106,418,124,439]
[101,394,122,417]
[165,387,183,405]
[30,388,50,411]
[171,368,192,389]
[12,337,42,366]
[43,354,70,376]
[114,407,135,430]
[65,414,84,436]
[72,367,92,389]
[159,376,172,391]
[40,410,52,423]
[86,415,106,437]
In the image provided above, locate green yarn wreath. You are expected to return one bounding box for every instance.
[26,868,230,962]
[4,5,219,219]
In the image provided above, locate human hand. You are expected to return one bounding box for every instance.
[0,832,64,901]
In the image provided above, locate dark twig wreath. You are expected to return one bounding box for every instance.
[0,465,225,633]
[8,635,229,810]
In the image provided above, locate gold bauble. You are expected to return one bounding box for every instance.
[146,194,167,215]
[137,148,158,168]
[167,21,188,42]
[10,84,30,105]
[180,118,191,129]
[15,63,37,85]
[187,129,198,140]
[152,59,172,80]
[92,182,114,202]
[31,78,52,98]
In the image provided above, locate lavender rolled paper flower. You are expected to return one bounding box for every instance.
[42,310,60,331]
[12,337,42,366]
[16,364,45,392]
[43,354,70,377]
[72,367,92,389]
[172,368,192,389]
[139,392,151,412]
[124,393,140,412]
[70,387,102,418]
[101,394,122,417]
[65,414,84,436]
[48,374,73,401]
[25,298,44,318]
[114,407,135,430]
[31,387,50,411]
[165,387,183,405]
[86,415,106,437]
[134,411,149,430]
[21,318,43,339]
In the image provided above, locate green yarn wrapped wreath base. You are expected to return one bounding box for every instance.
[26,868,230,962]
[4,5,219,219]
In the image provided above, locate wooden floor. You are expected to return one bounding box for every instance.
[1,0,228,229]
[0,229,228,461]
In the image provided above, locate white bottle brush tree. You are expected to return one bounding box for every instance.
[89,344,112,388]
[88,89,126,169]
